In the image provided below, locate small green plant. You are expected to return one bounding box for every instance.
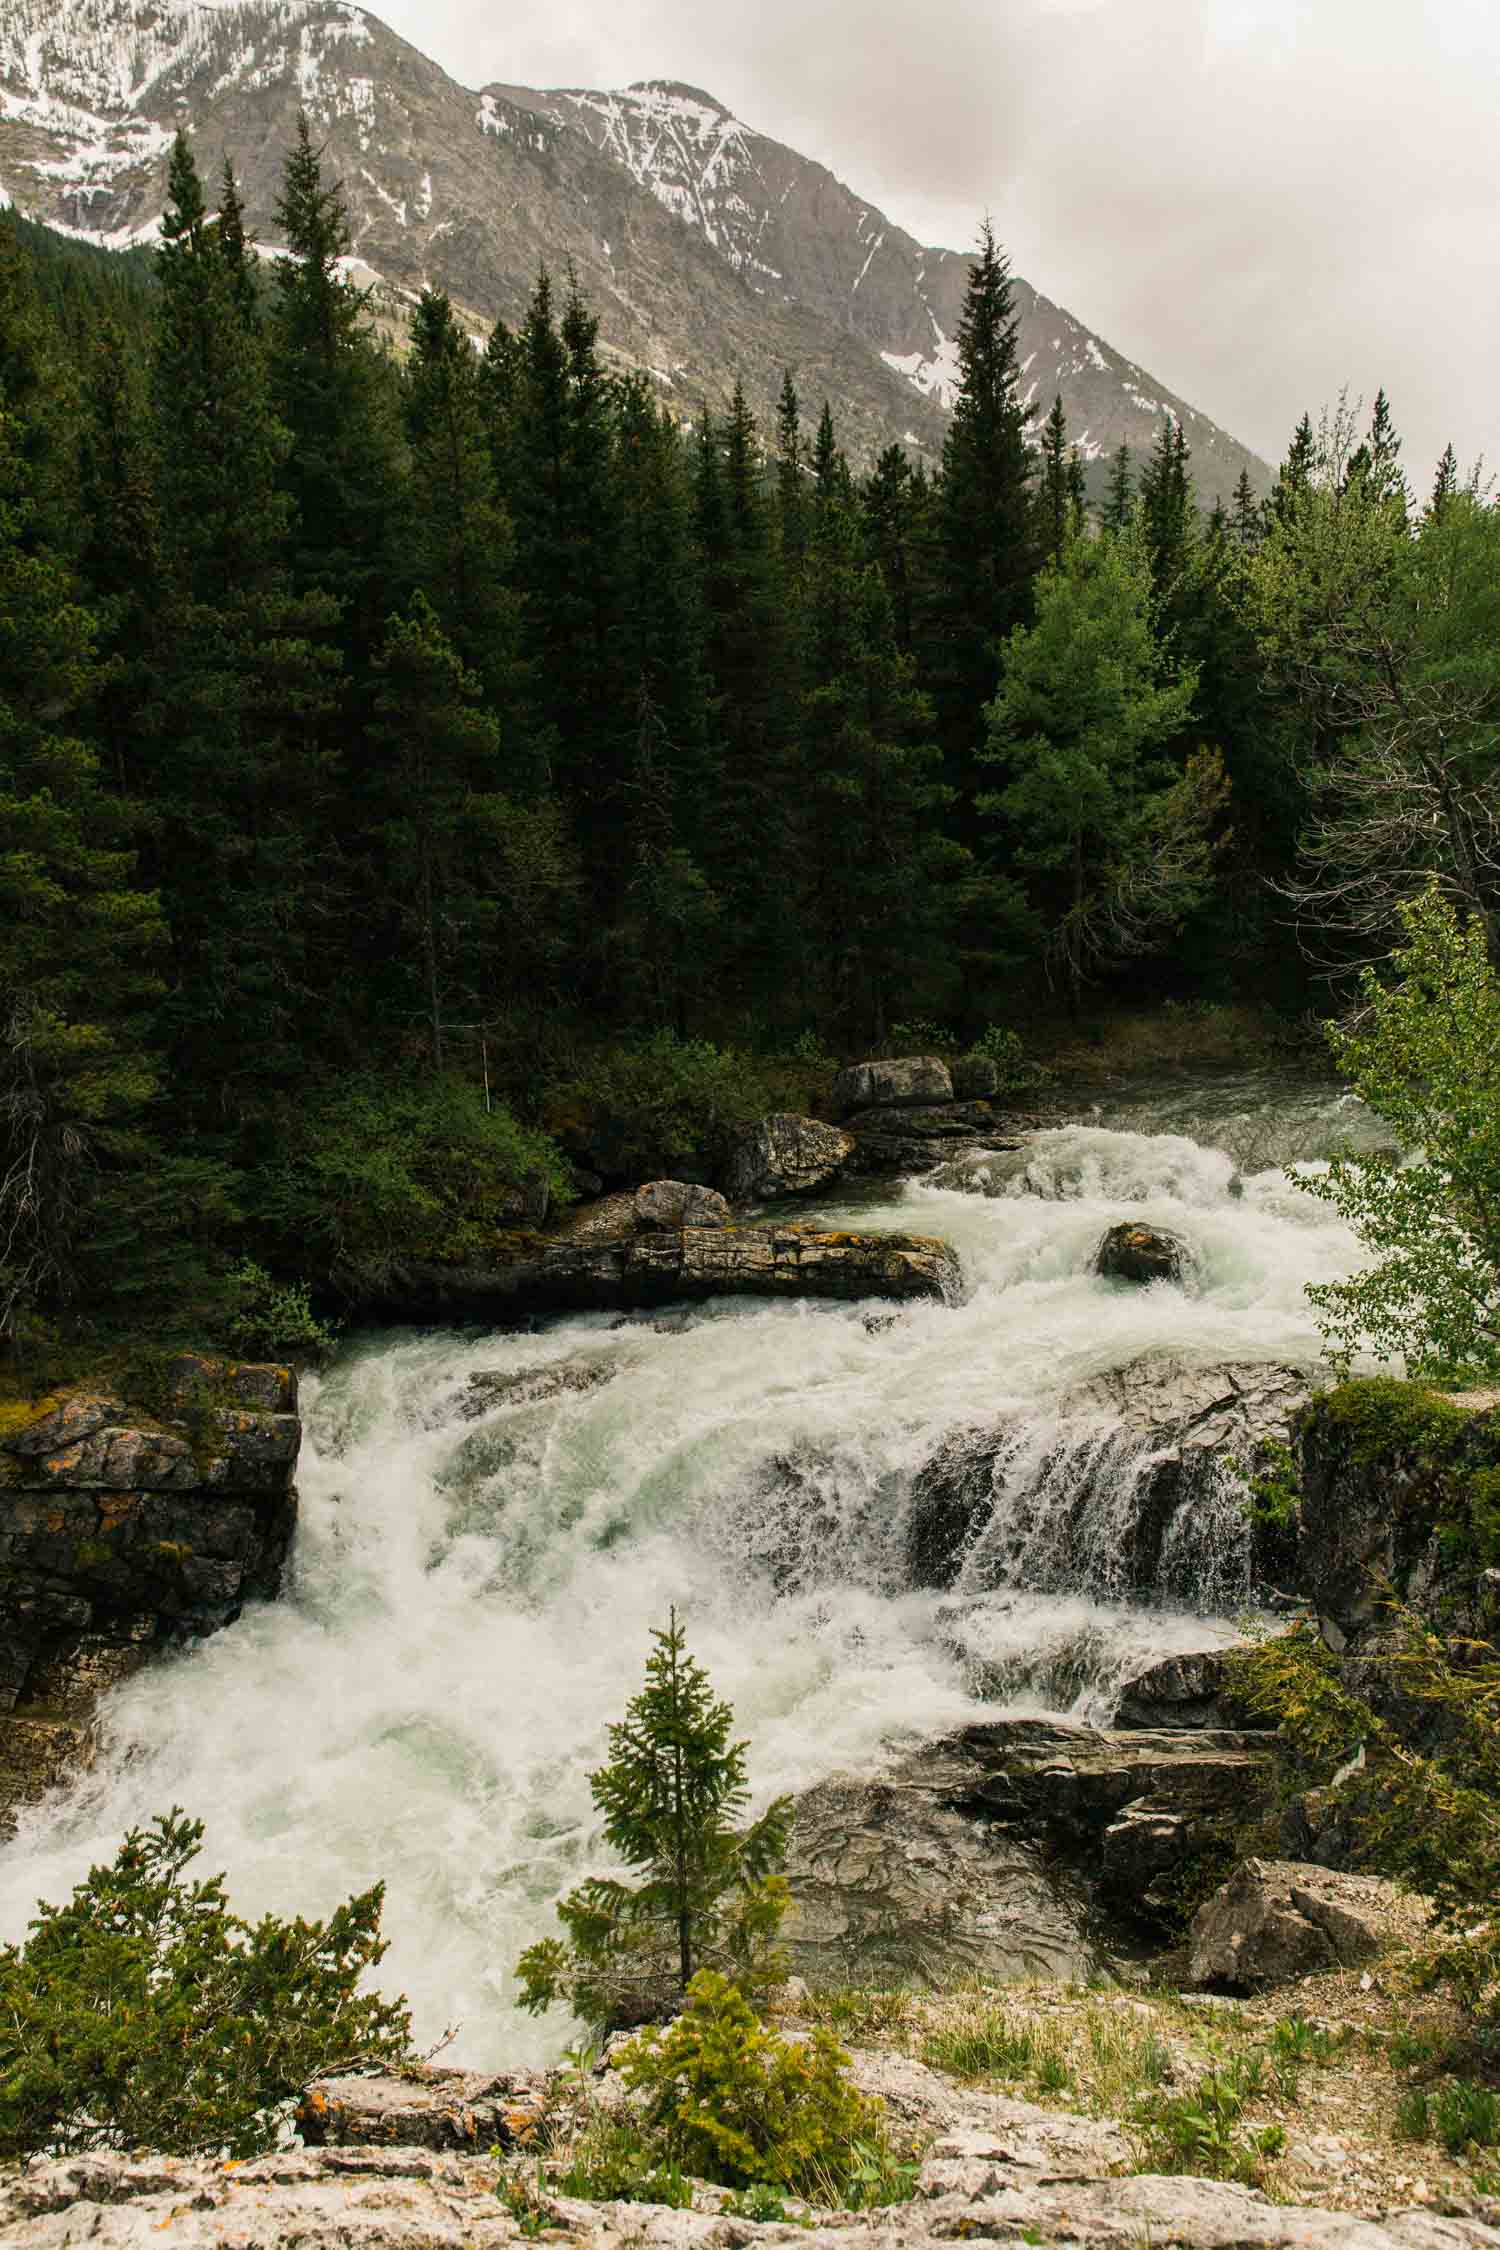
[551,2117,694,2207]
[224,1258,338,1363]
[965,1025,1051,1093]
[497,2163,553,2236]
[515,1613,790,2030]
[1132,2066,1272,2186]
[615,1969,904,2202]
[723,2180,798,2223]
[0,1809,410,2159]
[1389,2026,1451,2072]
[922,2004,1042,2081]
[887,1017,950,1054]
[802,1985,914,2041]
[1431,2082,1500,2157]
[1395,2086,1434,2143]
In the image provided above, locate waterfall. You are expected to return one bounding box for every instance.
[0,1079,1370,2060]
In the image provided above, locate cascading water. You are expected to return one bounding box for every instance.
[0,1077,1374,2059]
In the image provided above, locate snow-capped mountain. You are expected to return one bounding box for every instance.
[0,2,1267,494]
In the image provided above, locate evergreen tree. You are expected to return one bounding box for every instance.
[0,402,162,1350]
[269,114,406,663]
[862,443,919,654]
[932,223,1037,796]
[1101,440,1134,534]
[515,1612,792,2027]
[1139,415,1194,596]
[1430,442,1460,523]
[1231,467,1262,550]
[1036,394,1075,563]
[1268,412,1316,524]
[799,493,968,1040]
[811,400,850,509]
[978,528,1220,1007]
[214,158,259,329]
[774,369,807,577]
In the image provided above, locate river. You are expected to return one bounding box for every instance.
[0,1071,1385,2061]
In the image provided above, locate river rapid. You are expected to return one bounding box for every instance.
[0,1072,1387,2061]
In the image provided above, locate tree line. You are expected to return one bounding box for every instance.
[2,120,1496,1356]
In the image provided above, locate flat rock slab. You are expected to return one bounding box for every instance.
[832,1054,954,1115]
[6,2136,1498,2250]
[300,2062,549,2149]
[366,1222,961,1319]
[1189,1856,1414,1989]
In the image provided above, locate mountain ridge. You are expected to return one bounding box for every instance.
[0,0,1268,494]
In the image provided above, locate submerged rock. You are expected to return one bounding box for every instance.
[1188,1857,1410,1989]
[722,1112,855,1202]
[1097,1220,1187,1285]
[831,1053,954,1115]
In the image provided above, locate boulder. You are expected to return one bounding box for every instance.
[632,1179,731,1231]
[723,1112,855,1202]
[1097,1221,1187,1285]
[831,1053,954,1116]
[1188,1856,1410,1989]
[1116,1647,1264,1732]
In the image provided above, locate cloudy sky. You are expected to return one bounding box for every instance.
[375,0,1495,484]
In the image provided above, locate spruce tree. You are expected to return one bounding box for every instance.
[1101,440,1134,534]
[774,368,807,578]
[1037,394,1073,562]
[863,443,919,654]
[1231,467,1262,550]
[932,223,1037,797]
[1429,442,1460,523]
[515,1612,791,2027]
[1268,412,1316,524]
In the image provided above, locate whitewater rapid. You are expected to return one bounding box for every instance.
[0,1081,1375,2059]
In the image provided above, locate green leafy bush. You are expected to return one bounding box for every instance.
[965,1025,1050,1093]
[1131,2062,1281,2185]
[1396,2081,1500,2156]
[224,1258,337,1363]
[257,1074,570,1294]
[0,1809,410,2158]
[1299,889,1500,1379]
[616,1969,903,2202]
[515,1613,790,2030]
[555,1033,774,1183]
[551,2117,694,2206]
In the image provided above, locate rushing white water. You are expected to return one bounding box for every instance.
[0,1087,1371,2059]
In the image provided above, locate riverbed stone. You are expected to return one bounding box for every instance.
[722,1112,855,1202]
[1116,1646,1263,1731]
[831,1054,954,1115]
[1097,1220,1187,1285]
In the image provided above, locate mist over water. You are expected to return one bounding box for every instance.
[0,1076,1374,2059]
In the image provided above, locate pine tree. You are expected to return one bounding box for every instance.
[1231,467,1262,549]
[1139,415,1194,596]
[214,158,259,329]
[1268,412,1316,524]
[774,369,807,578]
[862,443,919,654]
[0,402,162,1350]
[1036,394,1073,563]
[1429,442,1460,523]
[932,223,1037,793]
[1101,440,1134,534]
[515,1612,791,2027]
[811,400,850,509]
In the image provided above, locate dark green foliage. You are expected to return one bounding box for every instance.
[515,1614,791,2028]
[558,1033,776,1183]
[0,1809,410,2158]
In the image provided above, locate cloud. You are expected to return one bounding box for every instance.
[376,0,1498,483]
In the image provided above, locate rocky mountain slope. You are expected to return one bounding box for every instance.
[0,0,1265,491]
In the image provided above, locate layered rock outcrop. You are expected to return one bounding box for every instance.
[722,1113,856,1203]
[0,1357,299,1824]
[1188,1857,1411,1989]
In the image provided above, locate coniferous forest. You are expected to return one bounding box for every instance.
[3,123,1497,1366]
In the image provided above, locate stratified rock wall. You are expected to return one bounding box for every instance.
[0,1356,299,1823]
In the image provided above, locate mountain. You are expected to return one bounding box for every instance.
[0,1,1267,495]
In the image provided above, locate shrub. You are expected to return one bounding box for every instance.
[1299,889,1500,1380]
[515,1612,790,2029]
[0,1809,410,2158]
[224,1258,337,1364]
[965,1025,1050,1093]
[257,1074,570,1295]
[556,1033,774,1183]
[1131,2063,1281,2185]
[616,1970,903,2202]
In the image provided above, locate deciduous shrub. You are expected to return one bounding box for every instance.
[0,1810,411,2158]
[554,1033,774,1183]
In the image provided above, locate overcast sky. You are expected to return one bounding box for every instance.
[375,0,1495,484]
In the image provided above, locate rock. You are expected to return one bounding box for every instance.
[0,1362,300,1824]
[457,1359,618,1418]
[785,1760,1094,1990]
[1188,1856,1410,1989]
[632,1179,731,1231]
[723,1112,855,1202]
[1097,1221,1187,1285]
[951,1054,1001,1100]
[831,1053,954,1116]
[300,2062,548,2150]
[1116,1647,1263,1731]
[354,1220,961,1320]
[8,2128,1497,2250]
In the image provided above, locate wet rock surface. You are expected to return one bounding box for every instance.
[832,1053,955,1115]
[1188,1857,1412,1989]
[1097,1221,1188,1285]
[359,1218,962,1318]
[1115,1646,1262,1731]
[0,1359,300,1825]
[723,1112,856,1202]
[633,1179,732,1231]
